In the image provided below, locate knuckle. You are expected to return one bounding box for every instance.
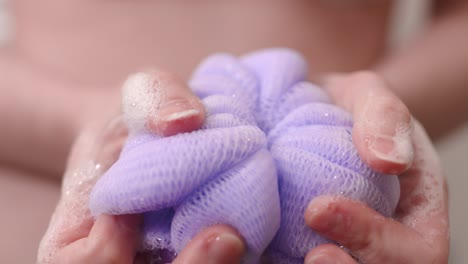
[376,96,412,124]
[348,222,376,253]
[94,245,125,264]
[348,215,386,262]
[350,71,413,124]
[350,70,384,86]
[84,238,120,264]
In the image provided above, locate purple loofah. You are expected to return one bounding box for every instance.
[89,48,400,264]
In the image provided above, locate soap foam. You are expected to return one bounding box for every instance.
[37,161,103,263]
[121,72,163,134]
[396,122,448,244]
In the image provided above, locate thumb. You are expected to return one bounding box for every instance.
[304,196,432,264]
[322,71,414,174]
[173,225,246,264]
[54,214,142,264]
[121,70,205,137]
[37,119,128,263]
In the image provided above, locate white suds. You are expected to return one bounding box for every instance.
[387,121,414,164]
[37,161,104,263]
[121,72,163,133]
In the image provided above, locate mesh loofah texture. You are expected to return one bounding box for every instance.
[89,48,400,264]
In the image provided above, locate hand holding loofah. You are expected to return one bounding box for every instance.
[89,49,400,263]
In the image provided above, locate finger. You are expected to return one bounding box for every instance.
[122,70,205,136]
[304,195,434,264]
[54,214,142,264]
[87,214,142,263]
[38,120,128,263]
[173,225,246,264]
[322,71,413,174]
[305,244,357,264]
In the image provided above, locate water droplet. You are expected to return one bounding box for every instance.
[95,164,101,170]
[339,191,345,195]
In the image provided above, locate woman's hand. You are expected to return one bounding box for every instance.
[304,72,449,263]
[37,70,246,264]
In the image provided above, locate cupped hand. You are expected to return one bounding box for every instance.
[304,72,449,263]
[37,70,246,264]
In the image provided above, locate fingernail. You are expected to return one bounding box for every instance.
[306,254,338,264]
[160,99,201,122]
[305,198,349,237]
[148,98,204,136]
[207,233,244,263]
[367,123,413,166]
[363,98,414,166]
